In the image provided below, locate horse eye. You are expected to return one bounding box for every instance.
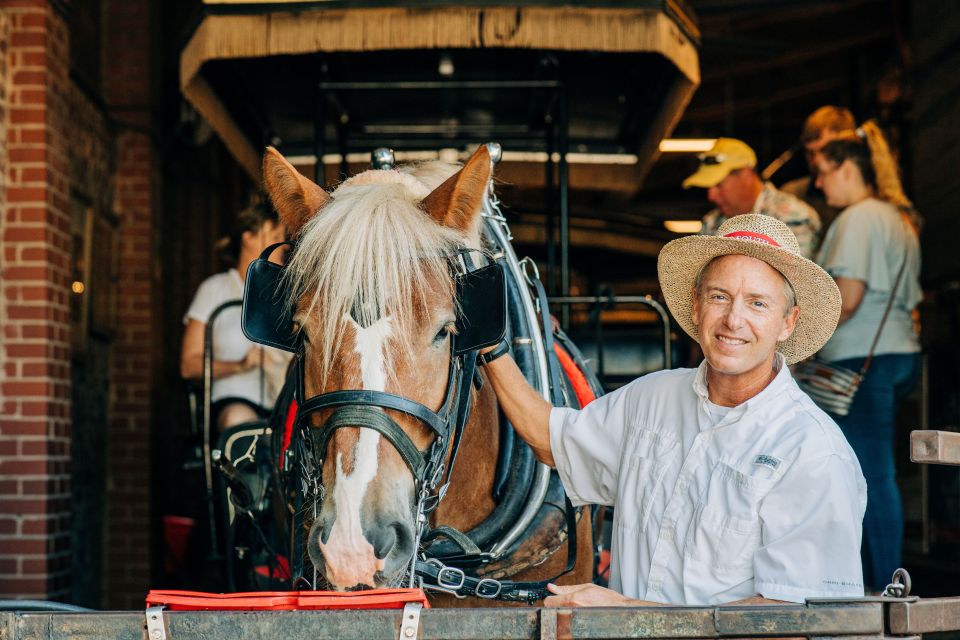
[433,323,454,344]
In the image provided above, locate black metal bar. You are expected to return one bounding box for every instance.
[319,80,561,91]
[337,115,349,181]
[545,119,556,295]
[314,61,326,185]
[557,83,570,329]
[549,295,672,370]
[202,300,244,557]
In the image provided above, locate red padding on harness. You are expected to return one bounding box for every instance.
[279,397,298,470]
[553,343,596,408]
[145,588,430,611]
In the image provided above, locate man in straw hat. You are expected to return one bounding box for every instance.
[480,214,866,606]
[685,138,822,259]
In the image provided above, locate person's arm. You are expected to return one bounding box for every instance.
[835,277,867,325]
[482,354,555,466]
[544,584,789,607]
[543,583,662,607]
[180,318,263,381]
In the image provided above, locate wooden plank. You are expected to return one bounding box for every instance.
[0,603,890,640]
[888,597,960,634]
[910,430,960,466]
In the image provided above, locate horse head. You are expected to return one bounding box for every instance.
[262,146,494,590]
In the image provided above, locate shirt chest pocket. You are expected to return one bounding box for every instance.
[619,429,676,533]
[684,463,775,570]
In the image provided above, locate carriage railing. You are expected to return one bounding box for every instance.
[548,294,673,375]
[201,299,244,556]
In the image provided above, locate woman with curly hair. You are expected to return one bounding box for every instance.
[812,120,922,591]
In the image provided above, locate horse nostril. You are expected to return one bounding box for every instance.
[371,522,414,560]
[316,514,334,545]
[371,524,398,560]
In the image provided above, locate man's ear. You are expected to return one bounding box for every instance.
[690,287,701,328]
[263,146,330,236]
[778,305,801,341]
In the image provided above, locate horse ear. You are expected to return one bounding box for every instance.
[421,145,491,231]
[263,146,330,236]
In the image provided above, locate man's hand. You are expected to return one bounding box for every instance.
[543,583,658,607]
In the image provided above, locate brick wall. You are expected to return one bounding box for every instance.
[0,1,73,599]
[101,0,157,610]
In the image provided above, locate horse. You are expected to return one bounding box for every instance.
[248,144,595,604]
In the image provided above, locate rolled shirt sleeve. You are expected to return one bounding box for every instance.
[754,453,867,602]
[549,382,638,507]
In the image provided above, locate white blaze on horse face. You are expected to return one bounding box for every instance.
[317,316,393,588]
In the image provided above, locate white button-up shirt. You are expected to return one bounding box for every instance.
[549,355,867,605]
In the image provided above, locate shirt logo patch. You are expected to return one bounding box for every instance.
[753,454,781,469]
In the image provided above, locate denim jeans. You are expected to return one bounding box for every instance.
[829,352,921,591]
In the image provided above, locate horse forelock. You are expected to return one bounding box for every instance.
[286,164,480,388]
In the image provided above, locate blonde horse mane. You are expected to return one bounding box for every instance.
[284,161,482,386]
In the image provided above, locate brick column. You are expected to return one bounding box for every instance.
[102,0,157,609]
[0,1,73,600]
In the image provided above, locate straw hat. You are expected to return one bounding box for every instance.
[657,214,841,364]
[682,138,757,189]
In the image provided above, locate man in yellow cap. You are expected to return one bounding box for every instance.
[685,138,821,258]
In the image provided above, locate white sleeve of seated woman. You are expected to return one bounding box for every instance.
[183,274,229,325]
[548,383,638,507]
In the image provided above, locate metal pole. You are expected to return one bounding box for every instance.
[557,83,570,329]
[545,118,556,295]
[337,113,349,181]
[314,65,326,185]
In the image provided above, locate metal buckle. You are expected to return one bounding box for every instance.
[436,565,466,590]
[475,578,502,599]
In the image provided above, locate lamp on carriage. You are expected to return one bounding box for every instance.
[438,52,455,77]
[659,139,718,153]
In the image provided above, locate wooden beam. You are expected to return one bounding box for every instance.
[911,430,960,466]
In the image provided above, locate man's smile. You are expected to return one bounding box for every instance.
[716,334,748,346]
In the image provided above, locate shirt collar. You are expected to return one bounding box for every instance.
[750,181,776,214]
[692,352,790,427]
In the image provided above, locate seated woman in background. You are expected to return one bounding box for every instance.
[812,120,922,592]
[180,202,290,430]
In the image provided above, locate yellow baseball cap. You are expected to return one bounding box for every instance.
[682,138,757,189]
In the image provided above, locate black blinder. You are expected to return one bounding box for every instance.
[453,262,507,355]
[241,242,300,353]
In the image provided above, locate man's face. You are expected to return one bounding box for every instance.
[692,255,799,379]
[706,169,759,217]
[804,130,842,173]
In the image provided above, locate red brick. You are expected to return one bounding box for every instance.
[10,31,46,48]
[0,577,48,595]
[0,422,45,436]
[0,539,47,556]
[9,108,45,124]
[19,128,45,144]
[8,147,46,162]
[0,459,47,475]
